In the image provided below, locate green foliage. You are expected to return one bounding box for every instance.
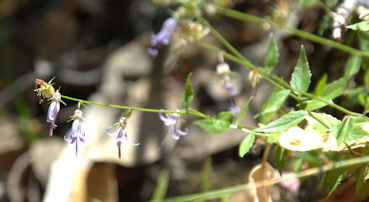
[264,34,279,71]
[325,169,344,197]
[336,116,354,146]
[274,145,289,174]
[194,112,234,133]
[344,55,361,78]
[356,165,368,195]
[151,169,169,201]
[254,110,307,133]
[314,74,327,96]
[306,112,340,137]
[293,158,303,172]
[290,45,311,95]
[235,96,253,125]
[259,88,290,124]
[181,73,194,110]
[239,134,255,158]
[347,21,369,31]
[298,0,316,7]
[292,150,323,164]
[304,78,348,110]
[318,15,330,36]
[201,158,213,192]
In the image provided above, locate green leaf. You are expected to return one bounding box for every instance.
[325,169,344,197]
[356,165,368,195]
[293,158,303,172]
[254,110,307,133]
[304,78,348,110]
[358,31,369,52]
[151,169,169,201]
[292,149,323,164]
[344,54,361,78]
[290,45,311,95]
[305,112,340,137]
[239,134,255,158]
[347,21,369,31]
[259,88,290,124]
[235,96,253,125]
[194,119,230,133]
[314,74,327,96]
[318,14,330,36]
[264,34,279,71]
[274,145,289,174]
[266,132,281,143]
[181,73,193,110]
[194,112,234,134]
[299,0,316,7]
[201,158,212,192]
[336,116,355,146]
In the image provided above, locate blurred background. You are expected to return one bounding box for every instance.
[0,0,363,201]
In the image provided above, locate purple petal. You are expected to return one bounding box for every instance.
[177,127,189,136]
[171,126,180,140]
[106,126,121,137]
[124,133,140,146]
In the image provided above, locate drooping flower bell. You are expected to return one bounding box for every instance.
[106,117,139,159]
[158,110,188,149]
[216,57,240,114]
[148,17,178,57]
[64,108,86,156]
[47,90,61,136]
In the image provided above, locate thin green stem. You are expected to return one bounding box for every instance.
[308,111,330,129]
[162,155,369,201]
[215,6,369,58]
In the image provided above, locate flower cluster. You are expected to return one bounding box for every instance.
[158,111,188,149]
[106,117,139,159]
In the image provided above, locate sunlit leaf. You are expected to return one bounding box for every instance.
[290,45,311,95]
[181,73,194,110]
[264,34,279,71]
[336,116,354,146]
[259,88,290,124]
[194,112,234,134]
[344,54,361,78]
[347,21,369,31]
[254,110,307,133]
[314,74,327,96]
[239,134,255,158]
[235,96,253,125]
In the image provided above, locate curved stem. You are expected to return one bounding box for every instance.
[215,6,369,58]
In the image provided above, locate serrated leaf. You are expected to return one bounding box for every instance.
[314,74,327,96]
[264,34,279,71]
[304,78,348,110]
[235,96,253,125]
[239,134,255,158]
[194,112,234,134]
[274,145,289,174]
[344,54,361,78]
[347,21,369,31]
[254,110,307,133]
[181,73,193,110]
[259,88,290,124]
[305,112,340,137]
[290,45,311,95]
[336,116,355,146]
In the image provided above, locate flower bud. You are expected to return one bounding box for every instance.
[35,78,55,103]
[248,69,260,88]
